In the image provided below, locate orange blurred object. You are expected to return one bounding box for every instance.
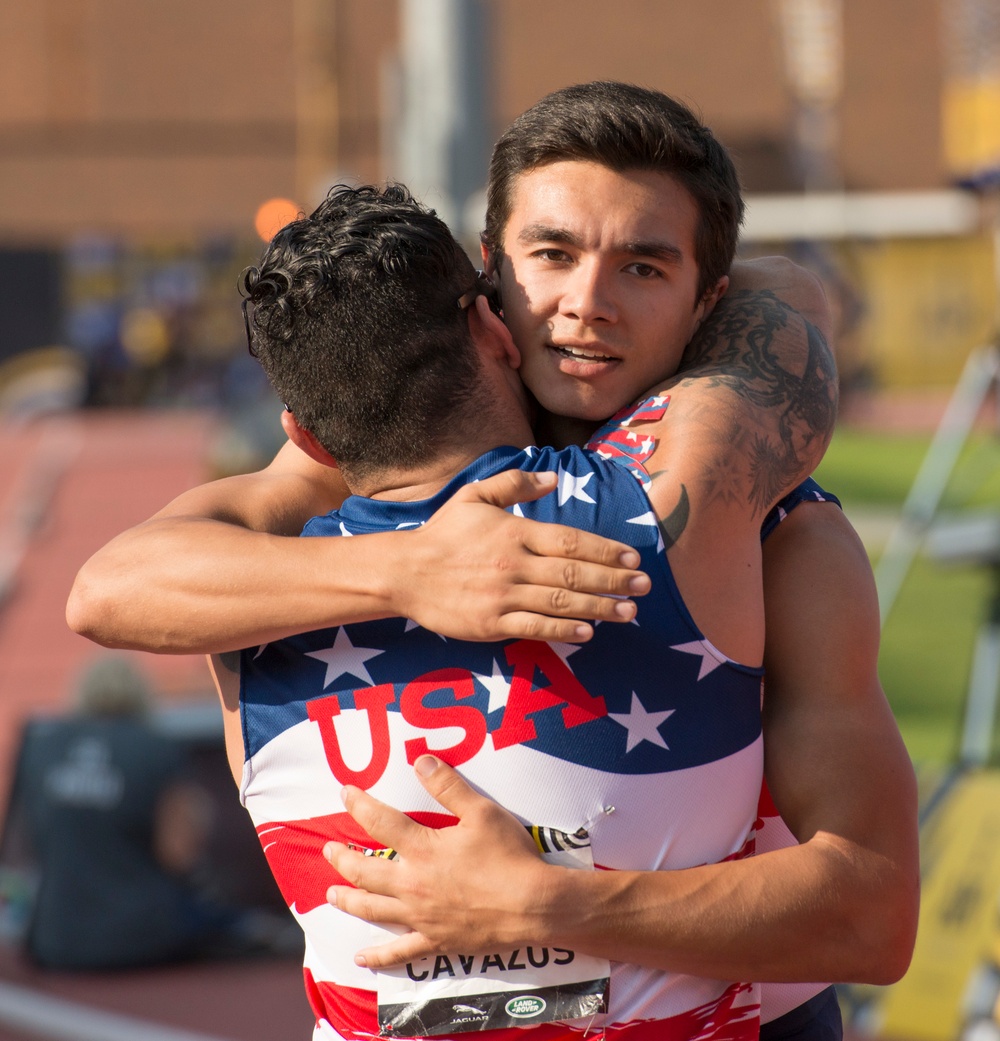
[254,198,302,242]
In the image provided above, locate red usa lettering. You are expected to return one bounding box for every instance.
[491,640,606,750]
[306,640,606,787]
[401,668,486,765]
[306,684,395,788]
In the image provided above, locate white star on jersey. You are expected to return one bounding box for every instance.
[403,618,448,641]
[548,641,583,669]
[473,660,511,713]
[609,691,675,752]
[557,464,596,506]
[306,628,384,687]
[627,511,665,554]
[672,640,727,680]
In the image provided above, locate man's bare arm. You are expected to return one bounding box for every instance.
[322,509,918,985]
[326,541,919,989]
[662,256,838,515]
[635,256,838,663]
[758,503,919,981]
[67,256,830,657]
[67,446,650,653]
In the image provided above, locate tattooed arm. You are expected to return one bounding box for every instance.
[673,257,917,981]
[664,256,838,514]
[631,257,837,660]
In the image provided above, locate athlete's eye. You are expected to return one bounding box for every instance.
[625,262,662,278]
[533,248,571,263]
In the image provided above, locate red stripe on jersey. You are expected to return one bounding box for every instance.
[258,810,457,914]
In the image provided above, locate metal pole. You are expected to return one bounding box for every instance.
[397,0,489,240]
[960,566,1000,765]
[875,345,1000,625]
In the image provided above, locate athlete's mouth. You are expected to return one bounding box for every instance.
[550,344,618,363]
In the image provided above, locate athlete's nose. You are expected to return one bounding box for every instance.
[559,261,617,324]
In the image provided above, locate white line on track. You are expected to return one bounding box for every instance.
[0,980,234,1041]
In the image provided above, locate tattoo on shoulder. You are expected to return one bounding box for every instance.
[677,288,838,513]
[647,476,690,550]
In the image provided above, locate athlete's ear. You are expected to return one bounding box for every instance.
[280,408,339,470]
[693,274,729,330]
[480,244,506,301]
[469,294,520,369]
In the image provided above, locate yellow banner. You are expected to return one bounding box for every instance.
[857,769,1000,1041]
[943,77,1000,182]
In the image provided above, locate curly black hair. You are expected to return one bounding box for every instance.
[241,184,486,479]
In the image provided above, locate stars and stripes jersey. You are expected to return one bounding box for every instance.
[239,423,765,1041]
[759,478,840,545]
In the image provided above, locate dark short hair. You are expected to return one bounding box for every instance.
[241,184,484,480]
[483,81,744,300]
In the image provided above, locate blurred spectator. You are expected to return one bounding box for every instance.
[18,656,235,970]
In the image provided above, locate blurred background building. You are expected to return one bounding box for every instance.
[0,0,998,409]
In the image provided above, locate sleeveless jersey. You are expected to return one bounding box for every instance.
[240,402,765,1041]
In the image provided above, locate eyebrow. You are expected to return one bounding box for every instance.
[517,223,685,265]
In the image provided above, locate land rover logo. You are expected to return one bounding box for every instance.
[505,995,547,1019]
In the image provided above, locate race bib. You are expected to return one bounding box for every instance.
[368,825,610,1037]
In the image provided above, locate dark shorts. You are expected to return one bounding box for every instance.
[760,987,843,1041]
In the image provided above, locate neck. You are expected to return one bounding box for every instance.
[534,410,603,450]
[348,415,534,501]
